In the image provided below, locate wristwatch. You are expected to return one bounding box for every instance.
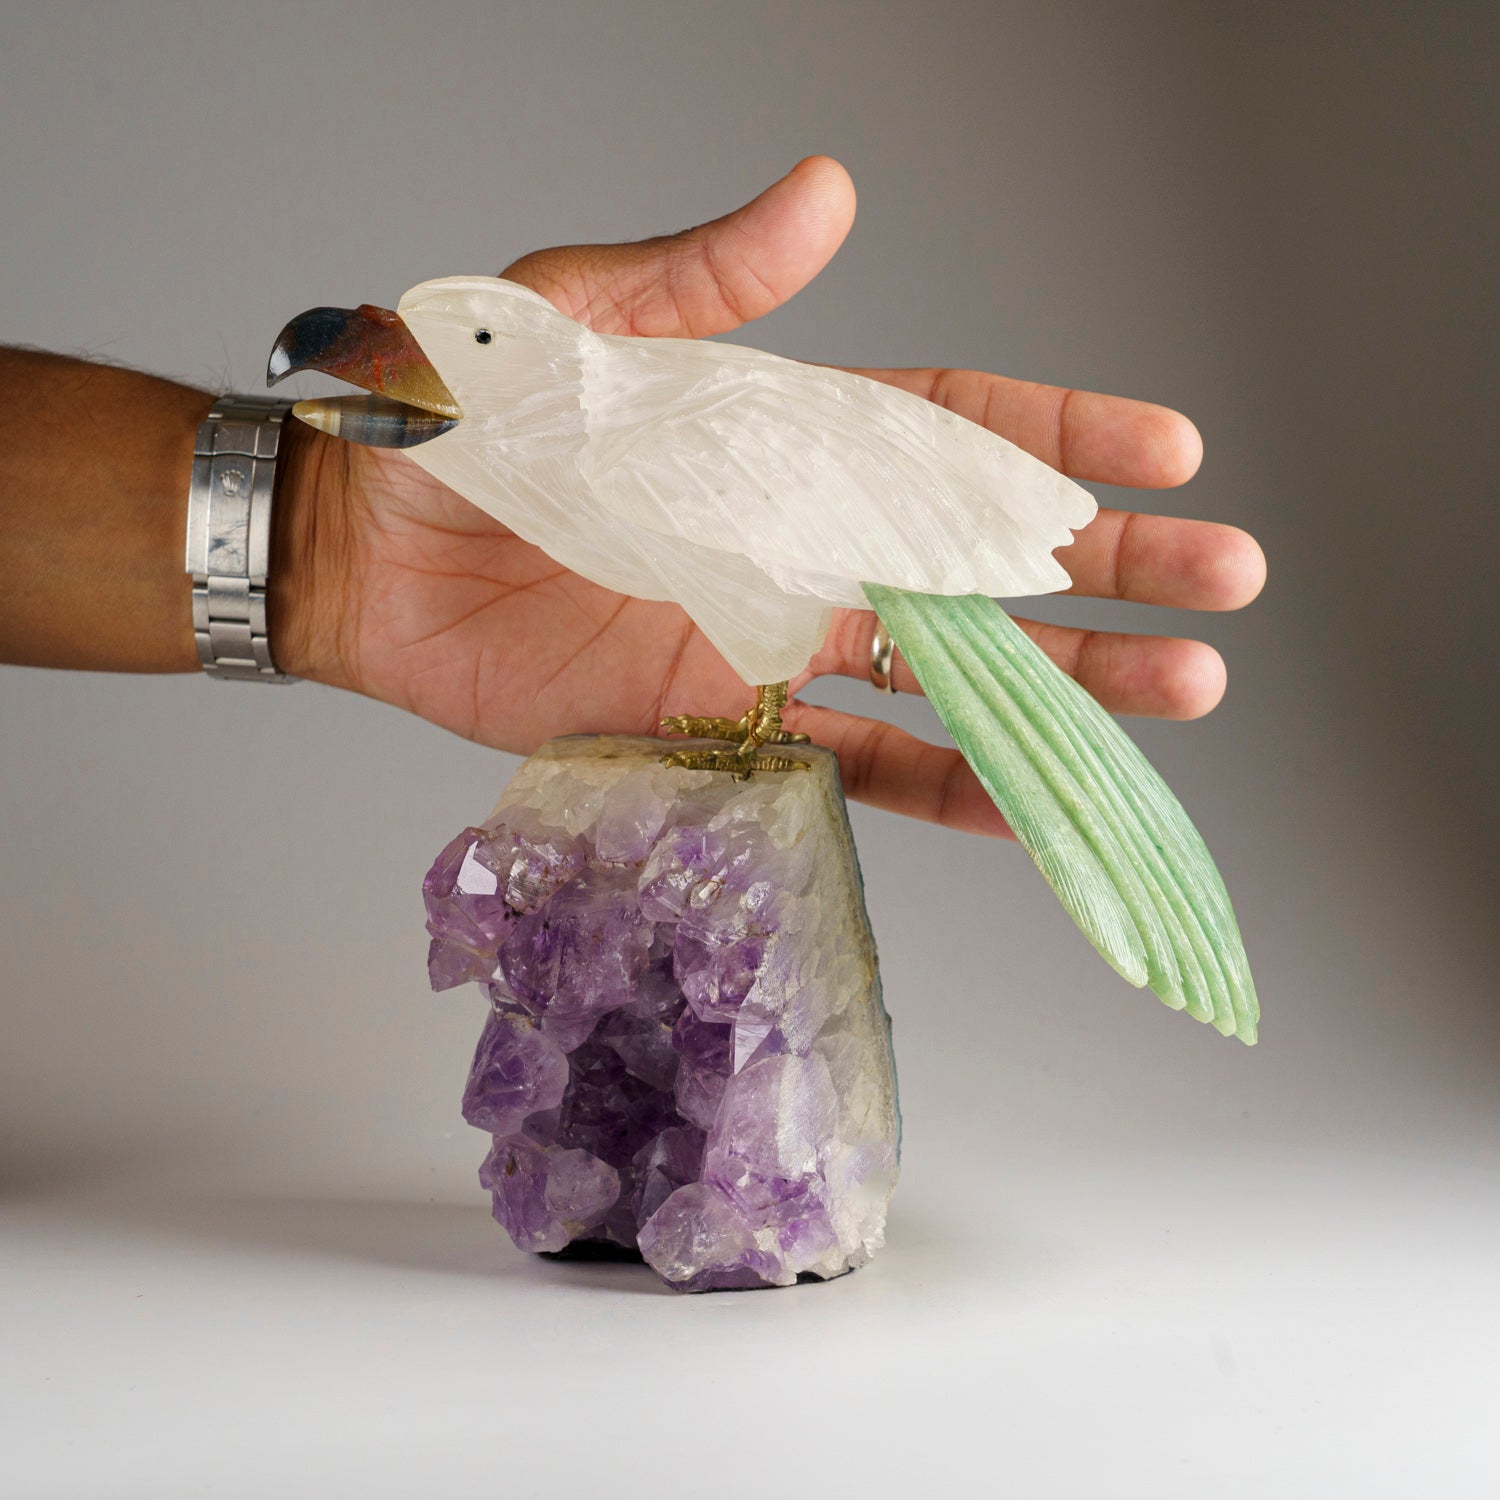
[185,395,297,681]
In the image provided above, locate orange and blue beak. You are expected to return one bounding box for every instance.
[267,303,460,448]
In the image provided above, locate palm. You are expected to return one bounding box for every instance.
[339,446,752,744]
[314,159,1265,837]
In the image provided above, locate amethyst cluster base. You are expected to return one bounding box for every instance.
[423,735,900,1292]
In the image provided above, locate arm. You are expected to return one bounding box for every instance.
[0,348,207,672]
[0,347,331,678]
[0,158,1264,838]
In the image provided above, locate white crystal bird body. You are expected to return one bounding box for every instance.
[360,276,1096,684]
[269,276,1259,1043]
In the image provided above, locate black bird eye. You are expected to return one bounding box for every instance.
[474,329,493,345]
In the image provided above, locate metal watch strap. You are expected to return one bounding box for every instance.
[185,395,297,681]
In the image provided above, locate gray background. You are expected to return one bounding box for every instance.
[2,3,1496,1496]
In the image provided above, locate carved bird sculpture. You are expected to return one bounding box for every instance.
[269,275,1258,1042]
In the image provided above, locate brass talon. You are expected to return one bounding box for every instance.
[741,754,804,774]
[662,748,758,779]
[659,682,810,776]
[658,714,748,741]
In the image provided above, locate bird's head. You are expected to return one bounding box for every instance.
[267,276,562,448]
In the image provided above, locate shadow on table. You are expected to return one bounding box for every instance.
[2,1138,997,1300]
[97,1191,678,1296]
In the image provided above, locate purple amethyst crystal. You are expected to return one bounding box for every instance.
[424,818,587,992]
[422,736,900,1291]
[422,829,510,987]
[669,1008,734,1129]
[462,1011,570,1137]
[631,1124,706,1225]
[427,934,493,992]
[497,867,653,1027]
[634,1182,784,1292]
[479,1135,619,1253]
[596,1009,680,1092]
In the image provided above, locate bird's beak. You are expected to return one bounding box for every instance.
[266,304,461,448]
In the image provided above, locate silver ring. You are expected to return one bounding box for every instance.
[869,622,897,693]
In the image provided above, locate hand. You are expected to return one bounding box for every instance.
[276,157,1265,838]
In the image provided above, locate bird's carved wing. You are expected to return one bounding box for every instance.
[865,583,1259,1042]
[579,336,1097,608]
[412,425,833,686]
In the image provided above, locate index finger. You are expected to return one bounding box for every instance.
[847,366,1203,490]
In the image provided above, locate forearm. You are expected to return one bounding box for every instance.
[0,348,210,671]
[0,348,331,676]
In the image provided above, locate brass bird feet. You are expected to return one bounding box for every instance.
[661,682,810,779]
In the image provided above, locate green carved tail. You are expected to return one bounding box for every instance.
[863,584,1258,1043]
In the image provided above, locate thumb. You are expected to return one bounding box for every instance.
[501,156,856,338]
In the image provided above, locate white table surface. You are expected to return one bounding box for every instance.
[6,1129,1496,1499]
[4,674,1499,1497]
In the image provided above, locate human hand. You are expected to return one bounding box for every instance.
[274,157,1265,837]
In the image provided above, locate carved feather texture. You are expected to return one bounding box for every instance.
[864,584,1259,1042]
[375,276,1256,1038]
[393,277,1097,683]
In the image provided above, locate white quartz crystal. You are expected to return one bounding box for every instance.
[390,276,1096,683]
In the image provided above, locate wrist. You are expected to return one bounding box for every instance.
[267,417,355,688]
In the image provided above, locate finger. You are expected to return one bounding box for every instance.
[1059,511,1267,609]
[784,701,1015,840]
[800,610,924,696]
[1013,617,1227,719]
[848,366,1202,489]
[807,608,1227,720]
[502,156,857,339]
